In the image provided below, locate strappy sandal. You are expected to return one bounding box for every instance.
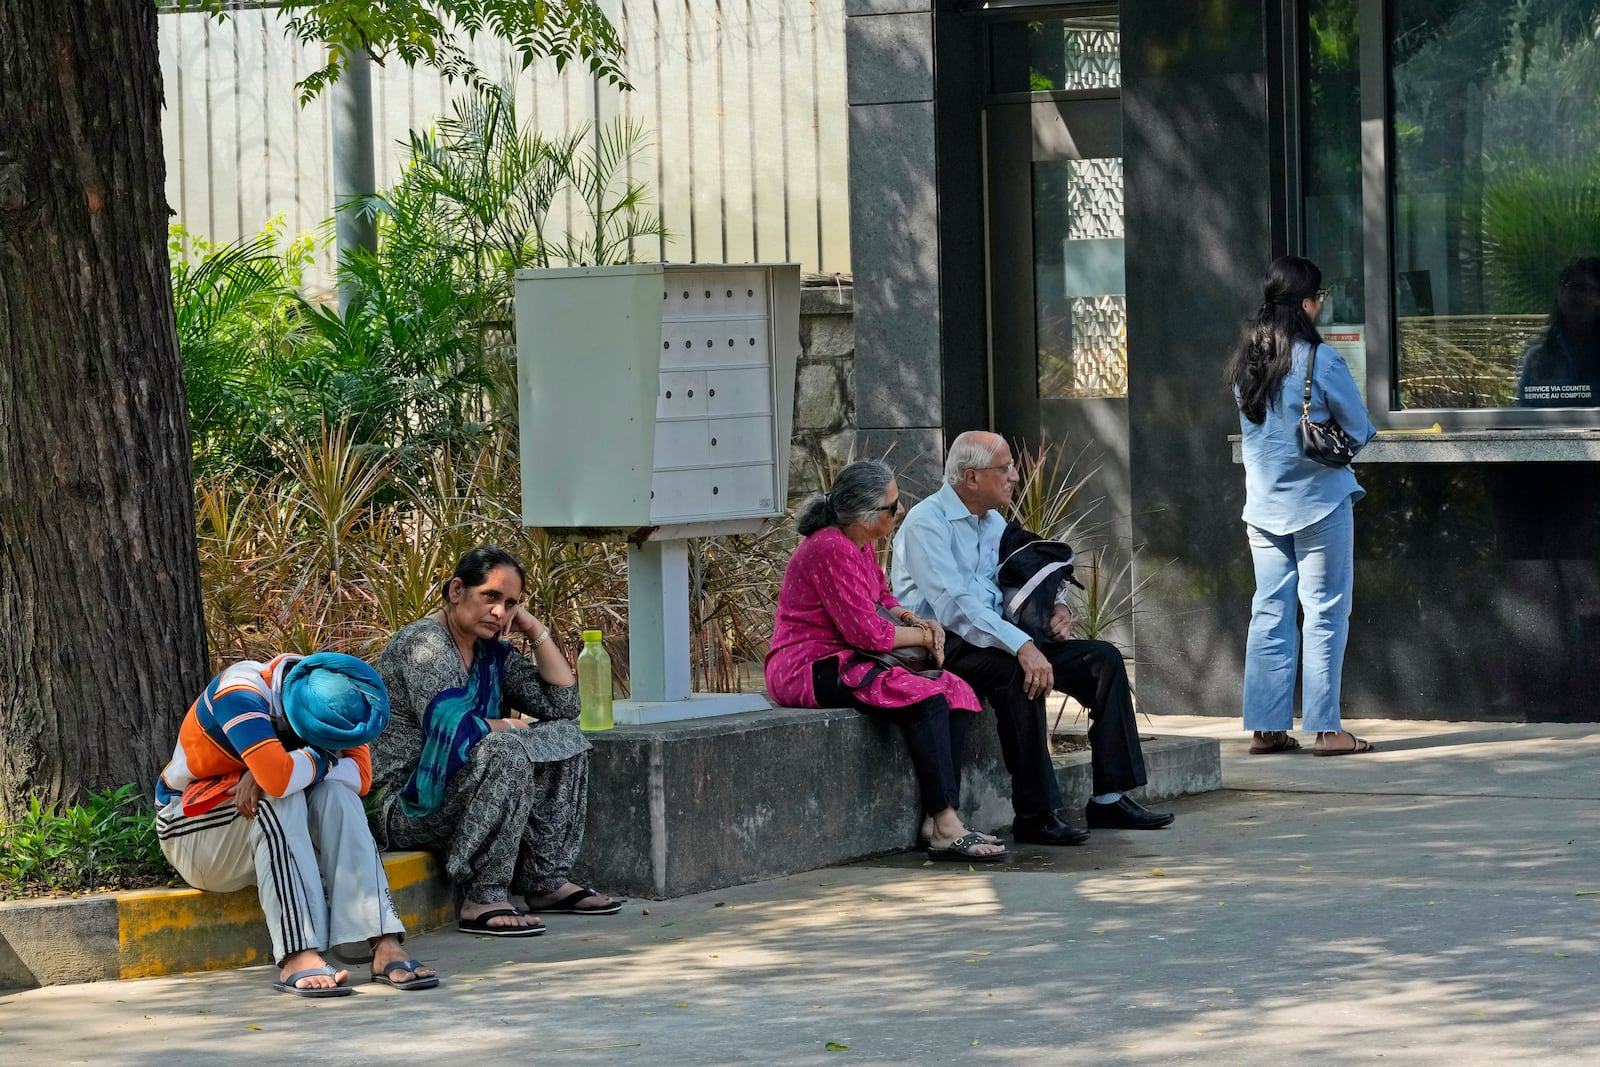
[1313,734,1376,756]
[1249,731,1302,755]
[927,831,1010,864]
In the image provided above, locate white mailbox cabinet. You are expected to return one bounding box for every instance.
[515,263,800,535]
[514,263,800,724]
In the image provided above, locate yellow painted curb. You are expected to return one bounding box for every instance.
[0,851,455,989]
[117,886,266,980]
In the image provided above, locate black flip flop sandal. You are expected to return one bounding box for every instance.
[273,964,354,998]
[371,958,440,990]
[523,886,624,915]
[457,907,546,936]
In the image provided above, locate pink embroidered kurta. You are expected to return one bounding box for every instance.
[765,527,981,713]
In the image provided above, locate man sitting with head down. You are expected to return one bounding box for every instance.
[891,430,1174,845]
[155,652,438,997]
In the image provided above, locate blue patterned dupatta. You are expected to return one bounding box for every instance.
[399,638,511,816]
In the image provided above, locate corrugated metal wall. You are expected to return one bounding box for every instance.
[157,1,850,292]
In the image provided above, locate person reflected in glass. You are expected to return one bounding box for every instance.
[766,460,1008,863]
[1514,257,1600,407]
[1226,255,1378,756]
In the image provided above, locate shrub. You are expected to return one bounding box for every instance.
[0,786,174,899]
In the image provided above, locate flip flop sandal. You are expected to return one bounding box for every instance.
[523,886,624,915]
[1249,732,1302,755]
[1313,735,1376,756]
[371,958,440,991]
[457,907,547,936]
[273,964,354,998]
[927,830,1011,864]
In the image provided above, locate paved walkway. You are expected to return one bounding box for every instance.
[3,716,1599,1065]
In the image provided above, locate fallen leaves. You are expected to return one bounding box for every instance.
[825,1041,850,1051]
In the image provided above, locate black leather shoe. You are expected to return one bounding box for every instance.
[1011,811,1091,846]
[1085,796,1175,830]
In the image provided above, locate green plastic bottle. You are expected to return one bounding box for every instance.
[577,630,614,732]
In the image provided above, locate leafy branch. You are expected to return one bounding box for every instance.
[172,0,631,105]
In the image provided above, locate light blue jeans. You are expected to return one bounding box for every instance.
[1242,498,1354,734]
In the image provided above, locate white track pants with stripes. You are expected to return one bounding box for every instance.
[157,781,405,965]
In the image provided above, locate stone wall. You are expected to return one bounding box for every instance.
[788,283,857,501]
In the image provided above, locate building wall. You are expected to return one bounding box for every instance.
[1120,2,1275,720]
[157,1,853,290]
[843,0,1600,723]
[1120,3,1600,723]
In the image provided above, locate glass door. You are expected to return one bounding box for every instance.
[985,11,1132,647]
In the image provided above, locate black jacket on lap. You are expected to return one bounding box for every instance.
[997,521,1082,646]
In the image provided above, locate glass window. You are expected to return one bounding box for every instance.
[1390,1,1600,410]
[1035,158,1127,399]
[1302,0,1367,398]
[989,15,1121,95]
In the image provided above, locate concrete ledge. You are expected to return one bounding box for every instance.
[0,850,453,991]
[2,714,1220,989]
[1229,429,1600,464]
[572,706,1221,899]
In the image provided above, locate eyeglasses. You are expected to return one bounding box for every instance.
[875,497,904,514]
[976,461,1018,475]
[1312,288,1330,301]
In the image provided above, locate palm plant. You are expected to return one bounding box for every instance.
[169,223,311,476]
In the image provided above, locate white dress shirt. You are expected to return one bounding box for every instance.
[890,483,1032,655]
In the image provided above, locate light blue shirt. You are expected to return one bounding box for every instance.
[890,483,1033,655]
[1239,339,1378,536]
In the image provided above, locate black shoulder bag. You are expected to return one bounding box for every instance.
[1299,344,1358,468]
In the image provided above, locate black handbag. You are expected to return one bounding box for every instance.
[864,605,941,677]
[1299,344,1358,468]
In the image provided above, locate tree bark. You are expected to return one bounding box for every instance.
[0,2,208,817]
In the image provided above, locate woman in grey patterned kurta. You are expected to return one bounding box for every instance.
[371,546,620,936]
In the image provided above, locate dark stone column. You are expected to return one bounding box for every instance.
[845,0,985,498]
[1122,3,1274,717]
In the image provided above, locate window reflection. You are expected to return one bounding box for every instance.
[1302,0,1366,398]
[1390,0,1600,409]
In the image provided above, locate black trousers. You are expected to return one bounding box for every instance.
[943,633,1147,811]
[814,660,975,816]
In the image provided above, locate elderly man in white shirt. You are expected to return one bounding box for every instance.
[891,430,1173,844]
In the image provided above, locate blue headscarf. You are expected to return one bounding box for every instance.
[281,653,391,751]
[399,639,510,817]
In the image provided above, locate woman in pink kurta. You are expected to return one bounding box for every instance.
[766,460,1008,863]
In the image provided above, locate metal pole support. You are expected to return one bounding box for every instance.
[626,540,692,702]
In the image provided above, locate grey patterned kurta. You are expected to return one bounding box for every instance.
[371,618,593,902]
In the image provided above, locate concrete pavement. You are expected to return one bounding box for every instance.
[3,715,1599,1065]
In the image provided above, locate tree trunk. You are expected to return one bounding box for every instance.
[0,2,208,817]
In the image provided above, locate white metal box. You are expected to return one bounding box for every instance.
[515,263,801,536]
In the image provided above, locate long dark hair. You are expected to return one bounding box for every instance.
[1226,255,1325,423]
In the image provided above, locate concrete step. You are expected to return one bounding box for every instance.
[570,707,1221,898]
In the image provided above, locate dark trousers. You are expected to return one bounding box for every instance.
[814,661,975,816]
[943,634,1147,810]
